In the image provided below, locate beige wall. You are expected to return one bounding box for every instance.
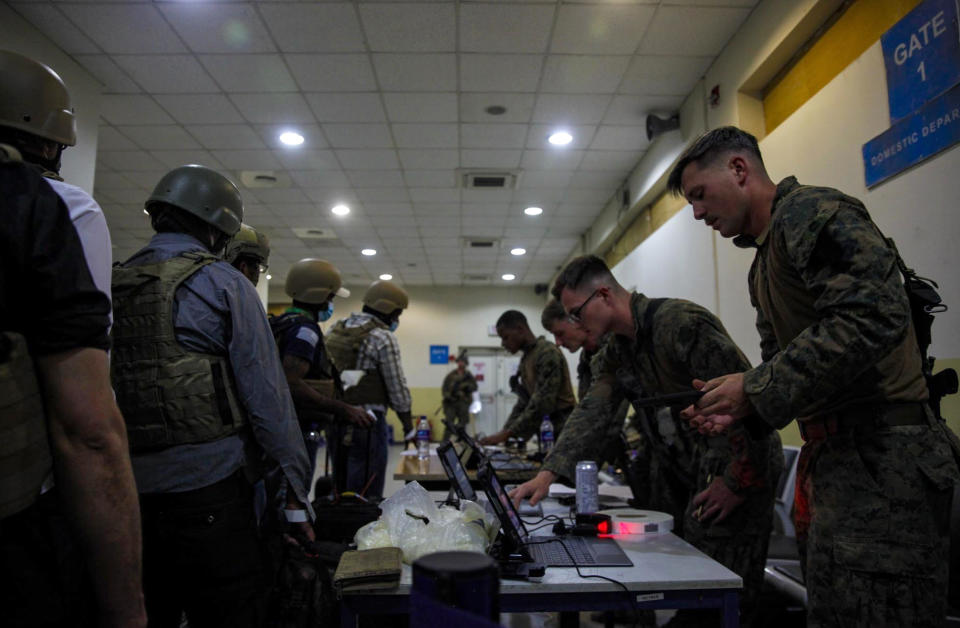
[1,3,101,194]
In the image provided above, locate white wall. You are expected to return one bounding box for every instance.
[1,3,102,194]
[276,285,578,389]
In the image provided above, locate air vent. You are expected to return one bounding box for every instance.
[292,227,337,240]
[462,237,500,250]
[463,273,491,282]
[457,169,522,189]
[240,170,292,189]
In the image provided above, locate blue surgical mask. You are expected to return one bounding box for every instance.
[389,320,399,332]
[318,302,334,322]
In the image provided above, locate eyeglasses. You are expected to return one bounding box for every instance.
[566,289,600,324]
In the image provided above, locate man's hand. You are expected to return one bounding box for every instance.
[692,477,745,524]
[479,429,510,446]
[680,374,752,434]
[509,470,556,507]
[283,496,315,548]
[342,404,374,428]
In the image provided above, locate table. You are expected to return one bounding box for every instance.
[393,452,540,490]
[340,496,742,627]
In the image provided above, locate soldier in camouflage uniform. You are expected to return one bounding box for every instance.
[441,354,478,440]
[672,126,960,628]
[479,310,576,447]
[513,258,783,628]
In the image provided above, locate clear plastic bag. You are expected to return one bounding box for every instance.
[353,481,497,563]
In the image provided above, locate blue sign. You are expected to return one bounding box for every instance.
[429,345,449,365]
[862,82,960,187]
[881,0,960,122]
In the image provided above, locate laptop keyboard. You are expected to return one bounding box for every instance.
[529,537,597,566]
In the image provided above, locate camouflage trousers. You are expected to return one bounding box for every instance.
[442,401,470,440]
[646,447,779,628]
[795,423,959,628]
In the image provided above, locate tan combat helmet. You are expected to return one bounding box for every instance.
[224,223,270,265]
[0,50,76,146]
[286,258,351,304]
[363,280,409,315]
[146,165,243,237]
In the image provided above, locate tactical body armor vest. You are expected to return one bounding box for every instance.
[324,318,389,406]
[111,252,247,452]
[270,311,343,406]
[0,332,53,519]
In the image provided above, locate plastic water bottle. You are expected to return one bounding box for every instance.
[576,460,599,514]
[416,416,431,460]
[539,415,555,454]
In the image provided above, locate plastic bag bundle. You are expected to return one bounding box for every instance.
[354,481,497,564]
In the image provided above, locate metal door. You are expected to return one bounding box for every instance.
[462,347,521,437]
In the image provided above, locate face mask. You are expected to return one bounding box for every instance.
[318,302,334,322]
[389,320,399,332]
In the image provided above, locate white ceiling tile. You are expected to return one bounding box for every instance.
[355,188,408,202]
[551,5,654,55]
[512,187,565,204]
[287,55,377,92]
[60,4,186,54]
[336,149,400,170]
[230,93,314,124]
[12,4,100,55]
[459,93,535,123]
[97,126,138,151]
[73,55,141,93]
[639,6,751,56]
[119,170,175,190]
[461,203,509,215]
[541,55,631,93]
[398,149,459,170]
[409,188,460,203]
[363,203,413,215]
[520,149,584,171]
[94,171,138,191]
[101,95,174,125]
[620,55,713,96]
[112,55,218,94]
[420,226,462,237]
[460,124,527,149]
[603,94,684,124]
[98,151,167,172]
[291,171,350,189]
[212,149,282,170]
[372,54,457,92]
[96,188,150,204]
[532,94,612,125]
[360,4,456,52]
[154,95,245,125]
[116,125,200,150]
[459,5,554,54]
[460,150,522,169]
[590,126,648,151]
[346,170,406,188]
[383,93,458,123]
[188,124,266,150]
[275,149,340,171]
[159,3,275,54]
[322,124,393,148]
[579,149,643,172]
[306,93,387,123]
[519,170,573,189]
[526,125,596,150]
[402,170,455,188]
[460,54,543,92]
[150,150,226,171]
[568,170,626,189]
[561,188,613,204]
[392,124,459,149]
[248,188,311,204]
[199,54,297,92]
[462,188,513,203]
[259,4,365,53]
[414,203,458,215]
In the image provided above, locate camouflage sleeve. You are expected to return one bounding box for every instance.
[743,197,911,424]
[461,372,478,395]
[543,345,626,481]
[502,345,568,440]
[576,350,594,401]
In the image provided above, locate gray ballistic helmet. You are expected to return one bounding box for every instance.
[0,50,76,146]
[146,165,243,237]
[362,280,409,315]
[286,258,350,304]
[225,223,270,264]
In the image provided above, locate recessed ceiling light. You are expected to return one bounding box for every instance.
[501,273,516,281]
[510,247,526,256]
[524,206,543,216]
[548,131,573,146]
[331,204,350,216]
[266,274,272,280]
[279,131,304,146]
[361,248,377,256]
[379,273,393,280]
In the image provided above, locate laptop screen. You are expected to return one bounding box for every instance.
[437,441,477,502]
[477,459,528,548]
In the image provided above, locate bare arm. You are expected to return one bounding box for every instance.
[37,347,146,628]
[281,354,373,427]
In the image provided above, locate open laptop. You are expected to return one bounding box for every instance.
[437,440,478,502]
[477,459,633,568]
[444,419,534,472]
